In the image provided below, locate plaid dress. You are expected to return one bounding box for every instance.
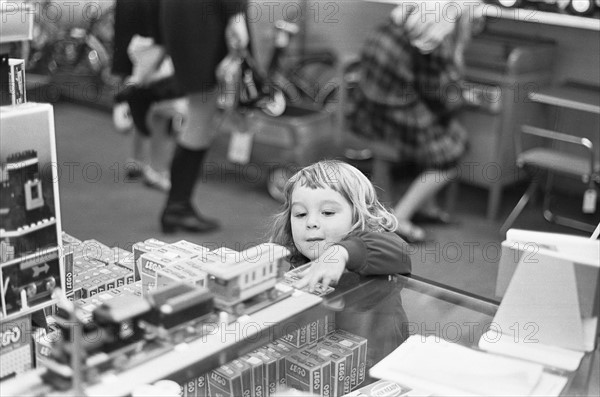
[347,21,468,171]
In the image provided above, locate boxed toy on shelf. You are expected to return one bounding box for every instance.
[1,103,63,320]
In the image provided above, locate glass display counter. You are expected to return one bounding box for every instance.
[2,273,598,396]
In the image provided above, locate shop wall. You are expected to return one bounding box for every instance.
[485,19,600,86]
[302,0,393,56]
[301,1,599,196]
[303,1,600,86]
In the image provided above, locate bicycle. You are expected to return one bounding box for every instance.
[266,20,340,112]
[26,0,115,86]
[217,20,341,201]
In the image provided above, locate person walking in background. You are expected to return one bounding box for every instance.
[112,0,183,192]
[347,0,484,243]
[159,0,250,234]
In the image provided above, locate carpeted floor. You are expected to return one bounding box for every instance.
[53,102,598,301]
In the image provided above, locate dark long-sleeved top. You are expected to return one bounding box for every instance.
[337,230,412,276]
[333,230,411,369]
[160,0,247,92]
[112,0,162,77]
[293,230,412,277]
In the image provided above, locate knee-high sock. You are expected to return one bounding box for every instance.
[166,145,207,206]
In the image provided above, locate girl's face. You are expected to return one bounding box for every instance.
[290,185,354,261]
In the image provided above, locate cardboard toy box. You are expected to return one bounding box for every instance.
[342,379,412,397]
[315,340,354,397]
[325,330,368,390]
[1,103,63,319]
[0,313,33,380]
[208,364,244,397]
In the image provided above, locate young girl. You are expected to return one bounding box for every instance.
[270,160,412,292]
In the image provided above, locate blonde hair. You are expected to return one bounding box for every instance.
[269,160,397,263]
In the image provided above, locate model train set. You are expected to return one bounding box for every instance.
[36,238,305,390]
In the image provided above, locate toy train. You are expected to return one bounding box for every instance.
[201,243,291,315]
[42,244,292,389]
[44,283,215,389]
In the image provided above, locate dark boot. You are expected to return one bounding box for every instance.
[160,145,220,234]
[161,201,220,233]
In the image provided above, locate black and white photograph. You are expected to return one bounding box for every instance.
[1,0,598,395]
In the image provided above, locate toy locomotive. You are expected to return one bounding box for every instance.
[44,283,215,389]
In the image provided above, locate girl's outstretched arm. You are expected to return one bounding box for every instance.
[294,231,412,292]
[336,231,412,276]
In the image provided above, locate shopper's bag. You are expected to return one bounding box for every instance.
[216,49,286,117]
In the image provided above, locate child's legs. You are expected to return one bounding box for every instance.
[126,87,153,169]
[146,106,177,174]
[393,168,456,220]
[131,131,148,164]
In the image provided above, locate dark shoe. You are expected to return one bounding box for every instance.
[394,220,426,244]
[160,203,220,234]
[125,158,145,180]
[413,208,455,225]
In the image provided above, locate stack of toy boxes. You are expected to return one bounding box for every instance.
[132,238,168,283]
[324,330,368,393]
[283,330,367,397]
[280,311,335,350]
[181,373,209,397]
[61,232,80,302]
[285,346,330,396]
[71,282,142,323]
[203,327,367,397]
[204,311,344,397]
[277,311,335,395]
[139,240,209,296]
[313,340,353,397]
[207,342,292,397]
[66,238,135,300]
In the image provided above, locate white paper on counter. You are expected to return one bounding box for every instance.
[370,335,549,396]
[478,329,585,371]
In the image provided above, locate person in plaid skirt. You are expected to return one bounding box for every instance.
[347,1,484,242]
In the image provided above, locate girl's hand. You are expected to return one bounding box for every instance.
[294,245,349,292]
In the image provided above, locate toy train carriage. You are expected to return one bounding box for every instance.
[141,282,215,342]
[200,243,290,314]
